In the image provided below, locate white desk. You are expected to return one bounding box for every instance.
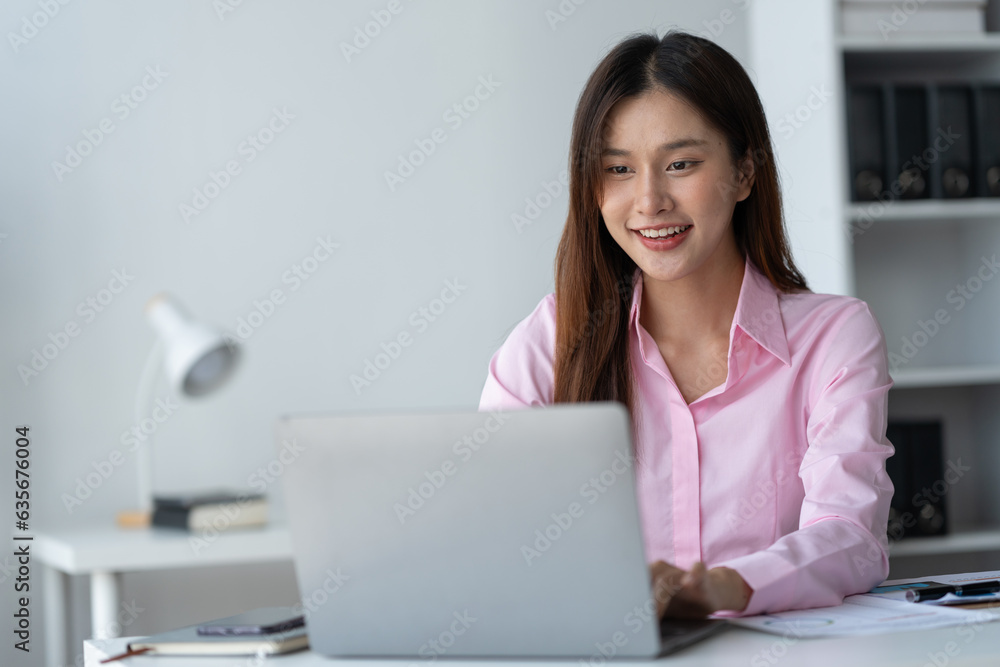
[35,524,292,667]
[84,622,1000,667]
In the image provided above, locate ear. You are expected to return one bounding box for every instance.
[735,150,756,202]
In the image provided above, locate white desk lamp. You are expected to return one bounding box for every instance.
[129,293,240,516]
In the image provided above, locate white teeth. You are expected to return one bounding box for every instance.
[638,225,690,238]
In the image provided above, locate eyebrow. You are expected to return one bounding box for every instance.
[601,137,709,157]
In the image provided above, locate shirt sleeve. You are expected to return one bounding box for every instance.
[714,300,895,616]
[478,294,557,411]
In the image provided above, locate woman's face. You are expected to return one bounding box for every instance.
[598,88,753,286]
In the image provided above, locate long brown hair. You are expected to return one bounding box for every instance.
[553,31,807,414]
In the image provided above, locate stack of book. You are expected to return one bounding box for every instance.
[151,490,268,531]
[841,0,987,35]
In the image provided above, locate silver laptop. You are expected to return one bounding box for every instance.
[276,402,726,658]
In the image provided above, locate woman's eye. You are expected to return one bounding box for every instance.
[606,165,629,175]
[669,160,694,171]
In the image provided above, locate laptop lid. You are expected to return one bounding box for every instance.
[277,403,664,658]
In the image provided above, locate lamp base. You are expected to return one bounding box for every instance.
[115,510,151,529]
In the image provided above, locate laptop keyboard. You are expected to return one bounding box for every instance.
[658,618,728,654]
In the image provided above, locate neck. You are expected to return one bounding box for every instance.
[639,256,746,345]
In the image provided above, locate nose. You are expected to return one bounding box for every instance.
[635,168,673,218]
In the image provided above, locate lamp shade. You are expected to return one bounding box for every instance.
[144,294,239,396]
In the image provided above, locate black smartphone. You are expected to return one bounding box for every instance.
[196,607,305,636]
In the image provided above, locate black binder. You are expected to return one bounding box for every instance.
[885,420,947,540]
[933,85,975,199]
[891,85,931,200]
[976,85,1000,198]
[847,85,888,202]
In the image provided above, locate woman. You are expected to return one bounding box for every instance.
[479,31,893,618]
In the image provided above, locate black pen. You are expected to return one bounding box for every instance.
[906,580,1000,603]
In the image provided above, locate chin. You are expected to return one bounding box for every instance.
[636,264,694,284]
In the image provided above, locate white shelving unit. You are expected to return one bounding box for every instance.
[750,1,1000,572]
[844,10,1000,567]
[839,32,1000,52]
[848,199,1000,223]
[892,364,1000,389]
[890,528,1000,558]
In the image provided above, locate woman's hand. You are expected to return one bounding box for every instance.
[649,560,753,619]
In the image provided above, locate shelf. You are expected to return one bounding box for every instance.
[839,32,1000,53]
[890,528,1000,557]
[848,199,1000,224]
[891,365,1000,388]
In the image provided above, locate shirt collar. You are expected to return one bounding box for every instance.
[628,260,791,367]
[732,261,791,367]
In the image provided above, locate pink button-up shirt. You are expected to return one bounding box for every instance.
[479,261,894,616]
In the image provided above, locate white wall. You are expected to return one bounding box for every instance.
[748,0,851,296]
[0,2,756,666]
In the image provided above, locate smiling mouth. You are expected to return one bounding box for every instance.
[636,225,691,239]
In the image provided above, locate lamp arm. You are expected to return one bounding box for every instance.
[134,339,164,512]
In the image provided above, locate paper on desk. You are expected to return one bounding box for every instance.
[923,592,1000,606]
[891,570,1000,589]
[728,594,997,638]
[868,570,1000,607]
[866,571,1000,602]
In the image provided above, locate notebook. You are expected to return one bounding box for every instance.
[126,607,308,656]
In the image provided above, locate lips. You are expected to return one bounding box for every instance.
[632,224,692,249]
